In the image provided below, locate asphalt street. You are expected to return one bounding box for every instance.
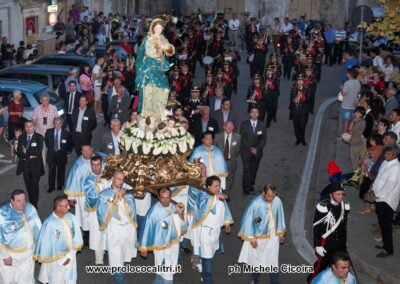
[0,55,344,284]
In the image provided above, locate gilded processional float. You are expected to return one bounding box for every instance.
[102,17,204,199]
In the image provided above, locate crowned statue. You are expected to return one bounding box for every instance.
[102,18,203,197]
[135,18,175,121]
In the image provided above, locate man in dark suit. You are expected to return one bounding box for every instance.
[108,85,131,125]
[16,120,44,208]
[100,118,121,155]
[62,80,82,131]
[189,106,219,147]
[209,86,226,115]
[44,117,72,193]
[212,98,237,132]
[71,95,97,155]
[214,121,241,192]
[239,106,267,194]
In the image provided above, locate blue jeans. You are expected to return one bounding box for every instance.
[180,238,191,249]
[114,272,126,284]
[153,274,173,284]
[251,272,280,284]
[201,257,213,284]
[340,107,354,122]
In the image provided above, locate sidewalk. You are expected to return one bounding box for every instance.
[312,102,400,284]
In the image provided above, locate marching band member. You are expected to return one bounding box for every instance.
[251,35,268,76]
[264,65,280,127]
[247,73,267,122]
[180,62,193,102]
[207,32,224,71]
[282,37,295,80]
[305,65,318,114]
[289,74,310,146]
[170,66,184,102]
[222,61,234,98]
[226,42,241,94]
[200,70,215,104]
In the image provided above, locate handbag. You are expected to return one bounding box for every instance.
[132,95,139,110]
[86,90,95,103]
[341,132,351,143]
[337,91,344,102]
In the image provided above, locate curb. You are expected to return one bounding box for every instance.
[290,97,337,265]
[290,97,400,284]
[348,251,399,284]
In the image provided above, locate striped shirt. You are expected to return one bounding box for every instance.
[335,29,346,42]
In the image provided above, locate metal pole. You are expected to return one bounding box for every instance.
[258,0,261,19]
[358,6,364,63]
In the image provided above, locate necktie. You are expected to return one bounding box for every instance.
[252,123,256,133]
[68,92,75,114]
[26,135,31,149]
[224,135,230,160]
[54,130,60,151]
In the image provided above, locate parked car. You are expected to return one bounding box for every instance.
[66,45,128,59]
[110,40,137,54]
[33,54,96,68]
[0,64,71,93]
[0,79,66,139]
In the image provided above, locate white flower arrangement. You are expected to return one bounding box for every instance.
[119,123,195,156]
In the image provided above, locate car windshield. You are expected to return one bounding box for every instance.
[88,57,96,67]
[34,88,59,105]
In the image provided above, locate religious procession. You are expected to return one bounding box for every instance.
[1,1,400,284]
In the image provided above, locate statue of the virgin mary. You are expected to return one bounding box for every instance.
[135,18,175,121]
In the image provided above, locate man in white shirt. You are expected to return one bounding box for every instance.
[92,56,105,116]
[80,6,91,22]
[95,29,107,45]
[228,13,240,48]
[372,145,400,257]
[209,86,225,114]
[371,47,385,72]
[100,119,121,155]
[279,17,293,35]
[389,108,400,144]
[214,121,241,192]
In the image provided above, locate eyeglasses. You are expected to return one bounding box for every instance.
[58,204,70,208]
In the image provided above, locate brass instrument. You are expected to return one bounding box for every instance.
[210,12,218,29]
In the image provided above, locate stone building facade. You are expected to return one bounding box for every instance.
[0,0,381,46]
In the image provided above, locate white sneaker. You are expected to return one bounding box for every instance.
[0,154,5,158]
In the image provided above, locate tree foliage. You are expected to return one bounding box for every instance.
[366,0,400,42]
